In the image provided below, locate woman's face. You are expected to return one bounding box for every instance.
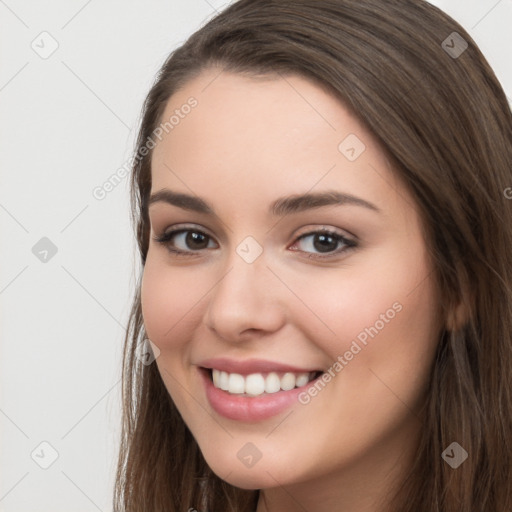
[142,69,443,494]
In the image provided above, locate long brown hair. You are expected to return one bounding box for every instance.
[114,1,512,510]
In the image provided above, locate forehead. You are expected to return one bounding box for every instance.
[153,69,371,156]
[149,69,411,223]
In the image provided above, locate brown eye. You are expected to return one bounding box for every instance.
[153,228,216,256]
[290,229,357,260]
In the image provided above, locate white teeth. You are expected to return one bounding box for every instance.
[265,372,281,394]
[219,371,229,391]
[212,369,220,388]
[228,373,245,394]
[210,369,316,396]
[281,372,296,391]
[245,373,266,396]
[295,374,310,387]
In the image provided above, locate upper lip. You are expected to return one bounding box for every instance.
[198,357,322,375]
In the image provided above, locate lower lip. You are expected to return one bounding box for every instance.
[200,368,319,422]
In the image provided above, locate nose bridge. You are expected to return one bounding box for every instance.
[204,237,285,339]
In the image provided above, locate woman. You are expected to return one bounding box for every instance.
[114,1,512,510]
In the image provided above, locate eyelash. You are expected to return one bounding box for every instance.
[152,225,358,260]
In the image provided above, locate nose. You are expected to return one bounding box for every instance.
[203,246,287,343]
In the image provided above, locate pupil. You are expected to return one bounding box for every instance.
[187,231,208,249]
[314,234,337,253]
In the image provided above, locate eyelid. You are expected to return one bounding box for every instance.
[158,223,215,240]
[156,223,355,243]
[294,224,356,240]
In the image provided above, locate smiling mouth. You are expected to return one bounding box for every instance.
[202,367,323,397]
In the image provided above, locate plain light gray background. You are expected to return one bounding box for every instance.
[1,0,511,510]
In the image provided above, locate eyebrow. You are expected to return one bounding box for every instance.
[148,188,381,216]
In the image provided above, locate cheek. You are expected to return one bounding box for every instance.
[140,260,208,412]
[287,245,440,379]
[140,260,201,349]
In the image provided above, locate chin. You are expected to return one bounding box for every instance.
[208,464,265,489]
[224,475,264,490]
[204,453,301,490]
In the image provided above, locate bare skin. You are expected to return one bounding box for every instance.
[141,68,444,512]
